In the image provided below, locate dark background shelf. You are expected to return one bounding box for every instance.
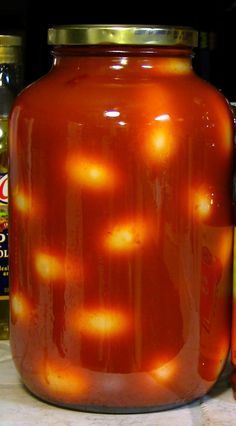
[0,0,236,100]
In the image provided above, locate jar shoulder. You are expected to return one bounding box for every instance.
[11,69,231,122]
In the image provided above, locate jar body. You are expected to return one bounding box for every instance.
[9,46,234,412]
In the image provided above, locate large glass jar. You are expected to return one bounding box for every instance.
[9,25,234,413]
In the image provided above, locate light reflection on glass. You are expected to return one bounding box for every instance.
[120,58,128,65]
[110,65,123,70]
[154,114,170,122]
[104,111,120,118]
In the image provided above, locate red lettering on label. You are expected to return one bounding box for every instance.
[0,174,8,204]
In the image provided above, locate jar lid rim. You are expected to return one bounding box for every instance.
[48,25,198,47]
[0,35,22,46]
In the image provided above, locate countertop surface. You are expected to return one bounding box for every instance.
[1,340,236,426]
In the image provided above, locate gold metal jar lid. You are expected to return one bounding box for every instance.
[0,35,22,63]
[0,35,22,47]
[48,25,198,47]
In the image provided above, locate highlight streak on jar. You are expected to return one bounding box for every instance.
[105,222,146,252]
[35,252,63,281]
[75,309,129,337]
[67,156,116,190]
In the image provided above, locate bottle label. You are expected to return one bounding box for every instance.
[0,174,8,204]
[0,173,8,299]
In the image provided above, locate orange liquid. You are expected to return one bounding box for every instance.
[9,47,234,412]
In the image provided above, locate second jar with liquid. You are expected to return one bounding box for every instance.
[9,25,234,412]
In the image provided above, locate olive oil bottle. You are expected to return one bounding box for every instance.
[0,35,22,339]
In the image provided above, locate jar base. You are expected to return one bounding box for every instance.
[22,381,205,414]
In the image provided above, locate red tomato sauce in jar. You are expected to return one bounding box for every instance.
[9,25,234,413]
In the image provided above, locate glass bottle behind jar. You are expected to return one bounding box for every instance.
[9,25,234,412]
[0,35,23,340]
[229,101,236,370]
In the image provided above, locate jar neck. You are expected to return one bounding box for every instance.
[51,46,194,75]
